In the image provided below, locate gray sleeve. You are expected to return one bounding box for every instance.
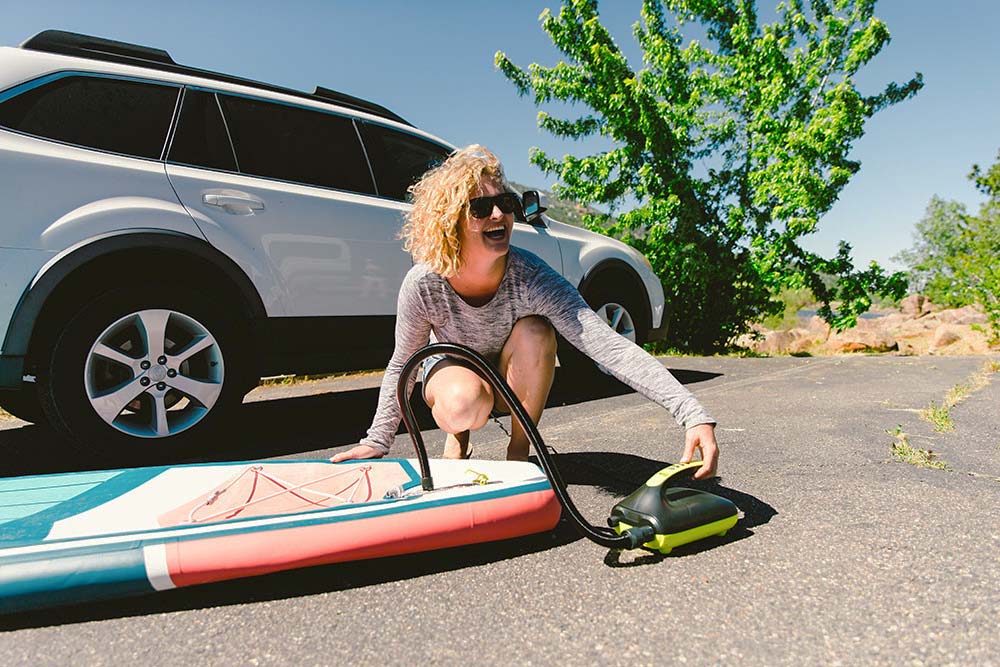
[527,261,715,430]
[359,271,432,454]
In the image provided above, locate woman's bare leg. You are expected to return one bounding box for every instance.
[498,316,557,461]
[423,361,493,459]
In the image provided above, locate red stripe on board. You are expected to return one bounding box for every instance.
[163,489,560,588]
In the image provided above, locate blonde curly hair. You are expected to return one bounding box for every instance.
[401,144,510,278]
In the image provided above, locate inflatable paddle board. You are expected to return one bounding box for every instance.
[0,458,560,613]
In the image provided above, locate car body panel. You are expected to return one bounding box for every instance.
[0,247,53,355]
[166,164,413,318]
[0,131,198,252]
[541,218,666,329]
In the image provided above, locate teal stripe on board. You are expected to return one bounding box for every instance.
[0,543,152,614]
[0,468,166,547]
[0,470,119,493]
[0,472,122,524]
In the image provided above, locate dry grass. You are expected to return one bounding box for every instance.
[919,357,1000,432]
[888,426,950,470]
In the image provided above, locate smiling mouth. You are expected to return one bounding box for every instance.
[483,225,507,241]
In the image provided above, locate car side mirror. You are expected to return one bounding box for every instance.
[521,191,547,224]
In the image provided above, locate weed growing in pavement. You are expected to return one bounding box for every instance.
[919,358,1000,431]
[920,401,954,432]
[889,426,950,470]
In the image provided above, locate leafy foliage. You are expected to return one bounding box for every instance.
[893,198,971,306]
[496,0,920,351]
[896,149,1000,342]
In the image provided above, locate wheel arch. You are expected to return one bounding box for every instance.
[4,230,266,377]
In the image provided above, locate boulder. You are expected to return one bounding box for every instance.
[756,329,801,355]
[803,316,831,341]
[899,294,927,317]
[937,305,988,326]
[876,313,907,329]
[895,317,940,336]
[930,324,963,351]
[827,329,898,353]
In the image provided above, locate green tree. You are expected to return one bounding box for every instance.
[896,149,1000,342]
[893,197,972,306]
[496,0,919,351]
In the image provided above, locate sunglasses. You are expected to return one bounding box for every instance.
[468,192,522,219]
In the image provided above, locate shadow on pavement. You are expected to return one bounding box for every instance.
[0,366,723,477]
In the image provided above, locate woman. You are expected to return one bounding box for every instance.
[333,145,719,479]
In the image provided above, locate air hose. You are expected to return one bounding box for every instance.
[396,342,656,550]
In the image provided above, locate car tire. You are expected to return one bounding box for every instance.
[0,384,46,424]
[558,278,648,380]
[38,285,250,464]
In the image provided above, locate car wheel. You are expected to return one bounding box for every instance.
[558,277,648,379]
[39,286,249,463]
[0,385,46,424]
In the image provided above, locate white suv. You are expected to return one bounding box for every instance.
[0,31,668,460]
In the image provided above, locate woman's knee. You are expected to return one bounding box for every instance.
[509,316,557,355]
[429,377,492,432]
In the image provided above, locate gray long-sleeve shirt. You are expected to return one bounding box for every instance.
[361,246,714,454]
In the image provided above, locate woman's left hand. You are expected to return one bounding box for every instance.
[681,423,719,479]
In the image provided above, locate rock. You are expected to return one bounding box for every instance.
[895,317,939,336]
[930,324,963,351]
[757,329,801,355]
[937,305,988,326]
[899,294,927,317]
[877,313,907,329]
[803,316,831,341]
[827,329,898,353]
[788,329,819,355]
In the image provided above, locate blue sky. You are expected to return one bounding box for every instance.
[2,0,997,270]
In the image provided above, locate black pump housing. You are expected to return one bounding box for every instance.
[609,485,737,536]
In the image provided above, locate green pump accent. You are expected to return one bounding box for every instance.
[613,515,738,555]
[643,460,704,487]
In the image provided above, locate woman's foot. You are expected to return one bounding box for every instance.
[443,432,473,459]
[505,439,530,462]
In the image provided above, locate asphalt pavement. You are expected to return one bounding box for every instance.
[1,354,997,666]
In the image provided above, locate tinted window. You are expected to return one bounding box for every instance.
[360,123,451,201]
[218,95,375,194]
[0,75,177,159]
[167,89,238,171]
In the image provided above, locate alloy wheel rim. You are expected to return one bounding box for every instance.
[84,309,224,439]
[596,302,636,375]
[597,302,636,342]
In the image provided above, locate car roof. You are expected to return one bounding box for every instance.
[19,30,414,127]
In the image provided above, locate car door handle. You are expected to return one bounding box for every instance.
[203,193,265,211]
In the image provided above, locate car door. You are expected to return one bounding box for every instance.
[165,89,412,320]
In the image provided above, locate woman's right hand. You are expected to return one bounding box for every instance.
[331,444,386,463]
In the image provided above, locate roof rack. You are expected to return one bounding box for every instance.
[19,30,412,126]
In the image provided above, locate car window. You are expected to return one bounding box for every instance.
[359,122,451,201]
[217,94,375,195]
[0,75,177,159]
[167,89,238,172]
